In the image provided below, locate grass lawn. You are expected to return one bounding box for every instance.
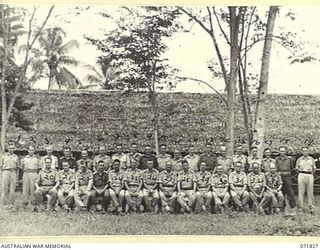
[1,202,320,236]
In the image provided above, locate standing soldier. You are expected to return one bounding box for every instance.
[108,159,126,214]
[211,165,230,213]
[0,143,20,205]
[59,147,77,171]
[139,145,158,170]
[295,146,316,214]
[111,143,129,171]
[34,157,60,212]
[21,145,40,209]
[229,161,249,212]
[265,162,284,214]
[40,145,58,170]
[157,144,172,172]
[127,142,142,168]
[247,162,271,214]
[77,149,94,172]
[124,159,143,212]
[74,162,93,211]
[93,145,112,172]
[275,146,296,209]
[172,149,184,173]
[184,145,200,172]
[198,143,217,173]
[195,162,212,213]
[88,160,109,212]
[158,161,178,213]
[217,146,233,174]
[57,161,75,212]
[177,160,196,213]
[232,145,247,172]
[247,146,262,173]
[262,148,276,173]
[142,160,160,213]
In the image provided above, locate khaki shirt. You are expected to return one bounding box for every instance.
[178,170,195,190]
[93,155,112,170]
[247,156,262,172]
[142,169,159,186]
[195,171,211,188]
[261,158,276,173]
[159,170,177,187]
[217,156,233,174]
[184,154,200,172]
[125,169,143,186]
[211,173,229,189]
[40,155,58,170]
[22,155,39,172]
[112,153,129,170]
[0,152,19,170]
[232,154,247,168]
[59,169,75,188]
[36,169,59,187]
[157,153,173,172]
[296,156,316,173]
[265,172,282,189]
[247,172,266,193]
[229,171,247,188]
[108,169,126,187]
[75,169,93,188]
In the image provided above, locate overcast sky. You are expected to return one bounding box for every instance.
[13,4,320,95]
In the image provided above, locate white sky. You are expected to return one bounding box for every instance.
[12,4,320,94]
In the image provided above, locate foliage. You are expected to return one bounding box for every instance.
[30,27,81,90]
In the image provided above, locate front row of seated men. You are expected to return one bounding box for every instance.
[34,156,285,215]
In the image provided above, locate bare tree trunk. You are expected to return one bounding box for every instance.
[151,62,159,155]
[253,6,279,156]
[227,7,240,155]
[1,6,9,154]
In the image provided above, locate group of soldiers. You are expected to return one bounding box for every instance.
[0,142,316,215]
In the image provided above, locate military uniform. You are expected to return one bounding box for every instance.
[217,156,233,174]
[157,153,173,172]
[89,170,109,209]
[142,169,160,211]
[275,155,296,208]
[198,153,217,173]
[0,152,19,204]
[195,171,212,210]
[177,170,196,210]
[211,173,230,207]
[265,172,284,209]
[158,170,178,210]
[21,155,40,205]
[34,168,59,208]
[57,169,75,208]
[229,171,249,208]
[58,156,77,171]
[112,153,130,171]
[93,154,112,171]
[108,169,126,208]
[247,156,262,173]
[232,154,247,172]
[77,159,94,172]
[261,157,276,173]
[124,168,143,209]
[184,154,200,172]
[74,169,93,208]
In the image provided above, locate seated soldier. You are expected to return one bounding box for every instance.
[211,165,230,213]
[247,162,272,215]
[177,160,196,213]
[57,161,75,212]
[195,162,212,213]
[34,157,60,212]
[124,159,143,212]
[74,162,93,211]
[89,160,109,212]
[158,161,178,213]
[265,162,284,214]
[142,160,160,213]
[108,159,126,214]
[229,161,250,212]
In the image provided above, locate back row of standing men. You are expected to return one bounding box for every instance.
[0,142,316,213]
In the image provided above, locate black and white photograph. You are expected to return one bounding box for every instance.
[1,3,320,237]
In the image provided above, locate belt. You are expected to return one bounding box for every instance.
[280,171,291,175]
[3,168,16,171]
[181,188,193,191]
[163,185,174,187]
[300,171,313,175]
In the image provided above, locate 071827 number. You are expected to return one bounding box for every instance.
[300,244,318,248]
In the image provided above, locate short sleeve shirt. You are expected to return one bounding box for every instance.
[178,170,195,190]
[159,170,177,187]
[217,156,233,173]
[157,153,173,172]
[229,171,247,188]
[92,171,108,189]
[22,155,39,171]
[77,159,94,172]
[111,153,129,170]
[211,174,229,189]
[93,155,112,170]
[247,156,262,172]
[195,171,212,188]
[265,172,283,189]
[36,169,59,187]
[76,170,93,187]
[296,156,316,172]
[143,169,159,186]
[232,154,247,167]
[247,172,266,192]
[261,158,276,173]
[184,154,200,172]
[1,153,19,170]
[125,169,143,186]
[108,169,125,187]
[59,169,75,187]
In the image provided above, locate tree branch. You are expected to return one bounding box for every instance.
[212,7,230,45]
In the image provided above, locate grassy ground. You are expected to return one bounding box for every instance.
[1,197,320,236]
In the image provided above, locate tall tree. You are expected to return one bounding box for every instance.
[0,5,54,153]
[31,27,81,90]
[86,6,180,154]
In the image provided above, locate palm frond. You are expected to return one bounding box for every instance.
[83,64,103,78]
[59,55,80,67]
[83,74,102,85]
[57,67,82,89]
[58,40,79,54]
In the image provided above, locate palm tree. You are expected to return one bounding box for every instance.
[83,56,119,90]
[33,27,81,90]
